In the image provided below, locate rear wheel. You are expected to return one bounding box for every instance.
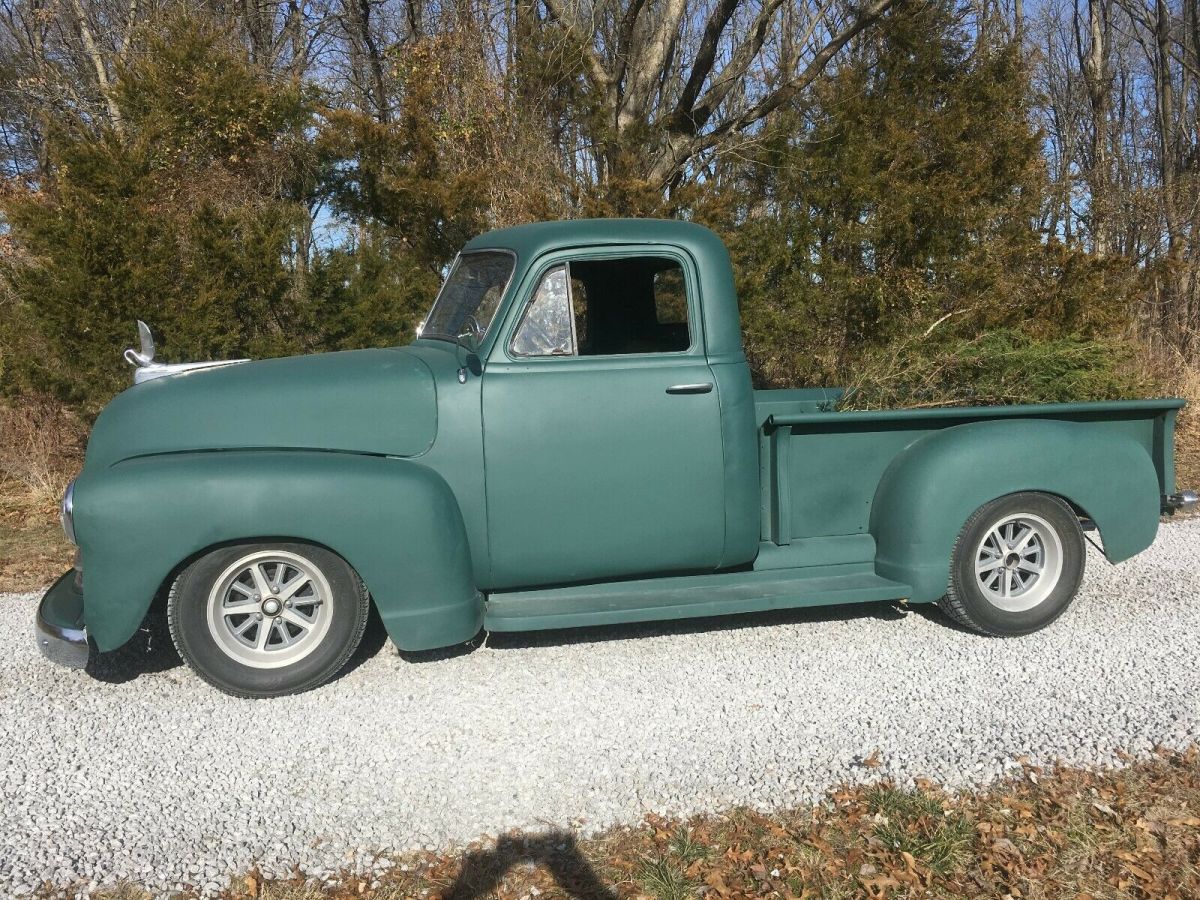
[168,542,369,697]
[940,492,1086,636]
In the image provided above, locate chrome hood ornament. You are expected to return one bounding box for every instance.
[124,320,249,384]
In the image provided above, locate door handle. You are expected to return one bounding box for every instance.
[666,382,714,395]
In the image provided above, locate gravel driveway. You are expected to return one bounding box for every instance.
[3,521,1199,897]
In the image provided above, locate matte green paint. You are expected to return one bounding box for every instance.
[480,243,728,587]
[74,451,480,651]
[758,398,1182,555]
[59,218,1186,657]
[86,348,438,470]
[485,564,908,631]
[482,354,728,585]
[868,417,1168,602]
[711,360,761,567]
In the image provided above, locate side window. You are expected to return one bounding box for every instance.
[570,273,590,354]
[509,255,691,358]
[511,265,575,356]
[653,267,688,325]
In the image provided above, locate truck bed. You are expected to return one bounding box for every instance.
[755,391,1183,548]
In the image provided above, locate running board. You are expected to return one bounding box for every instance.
[484,565,911,632]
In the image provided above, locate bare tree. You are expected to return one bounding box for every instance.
[537,0,899,195]
[1035,0,1200,349]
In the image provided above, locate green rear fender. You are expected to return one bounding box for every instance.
[870,419,1161,603]
[73,451,482,653]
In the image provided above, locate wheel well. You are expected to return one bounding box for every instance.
[967,490,1095,534]
[1046,492,1098,534]
[149,537,371,615]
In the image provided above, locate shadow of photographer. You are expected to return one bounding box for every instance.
[442,831,617,900]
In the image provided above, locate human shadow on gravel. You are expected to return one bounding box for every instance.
[442,831,616,900]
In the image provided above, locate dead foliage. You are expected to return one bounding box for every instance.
[80,746,1200,900]
[0,396,82,589]
[0,396,84,499]
[1167,362,1200,491]
[1136,341,1200,492]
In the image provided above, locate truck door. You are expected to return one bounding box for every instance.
[481,249,726,589]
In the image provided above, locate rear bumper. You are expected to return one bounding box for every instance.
[1163,490,1199,514]
[35,571,90,669]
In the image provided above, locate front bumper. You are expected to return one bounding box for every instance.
[35,570,90,669]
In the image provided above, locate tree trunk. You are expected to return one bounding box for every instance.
[1077,0,1111,254]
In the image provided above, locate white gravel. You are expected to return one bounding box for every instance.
[2,521,1199,897]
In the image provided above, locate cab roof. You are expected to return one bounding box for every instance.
[464,218,723,258]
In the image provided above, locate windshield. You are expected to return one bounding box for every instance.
[421,251,515,344]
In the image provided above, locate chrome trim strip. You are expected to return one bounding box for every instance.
[59,478,76,545]
[132,359,248,384]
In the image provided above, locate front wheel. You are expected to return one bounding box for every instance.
[940,492,1086,636]
[168,542,370,697]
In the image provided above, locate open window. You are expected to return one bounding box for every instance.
[510,256,691,357]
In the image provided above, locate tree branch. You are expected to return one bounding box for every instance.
[649,0,897,185]
[613,0,650,88]
[682,0,797,133]
[672,0,743,122]
[69,0,122,131]
[540,0,613,90]
[711,0,897,138]
[617,0,689,130]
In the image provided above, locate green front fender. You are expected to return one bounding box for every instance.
[73,451,482,653]
[870,419,1162,603]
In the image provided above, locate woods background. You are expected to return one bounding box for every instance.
[1,0,1199,445]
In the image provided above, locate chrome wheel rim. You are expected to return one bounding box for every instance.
[974,513,1064,612]
[206,550,334,669]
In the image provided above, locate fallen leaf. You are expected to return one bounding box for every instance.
[704,870,731,896]
[992,838,1022,858]
[1125,862,1154,882]
[1164,816,1200,827]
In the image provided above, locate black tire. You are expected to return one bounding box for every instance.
[939,492,1085,636]
[168,542,370,698]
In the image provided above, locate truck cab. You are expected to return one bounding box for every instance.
[425,220,758,589]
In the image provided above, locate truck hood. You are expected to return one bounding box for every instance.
[85,347,437,470]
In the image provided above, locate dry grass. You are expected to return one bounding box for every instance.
[0,396,82,500]
[78,747,1200,900]
[1168,361,1200,489]
[1133,341,1200,490]
[88,888,154,900]
[0,397,83,591]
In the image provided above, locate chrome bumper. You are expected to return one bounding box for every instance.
[1163,490,1200,514]
[35,571,90,669]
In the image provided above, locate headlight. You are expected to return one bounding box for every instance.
[60,478,76,545]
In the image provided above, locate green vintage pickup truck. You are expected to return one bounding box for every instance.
[38,219,1196,696]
